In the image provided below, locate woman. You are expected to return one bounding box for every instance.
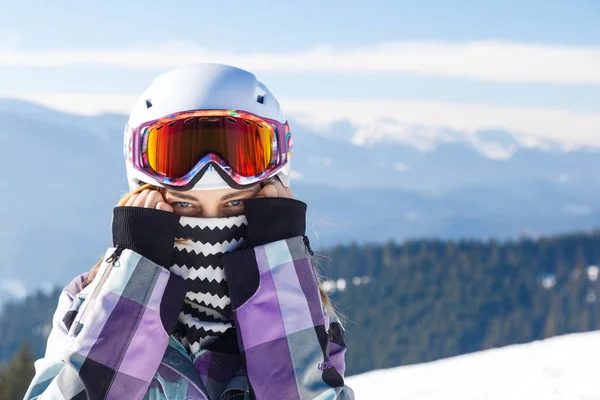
[24,63,354,399]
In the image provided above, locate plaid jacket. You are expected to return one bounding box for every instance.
[24,235,354,399]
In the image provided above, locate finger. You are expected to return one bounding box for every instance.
[274,181,288,198]
[268,179,288,198]
[144,190,165,209]
[256,183,278,198]
[261,184,278,198]
[132,190,150,207]
[155,202,173,212]
[125,194,138,207]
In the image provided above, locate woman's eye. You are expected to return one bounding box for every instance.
[173,202,192,208]
[227,199,243,207]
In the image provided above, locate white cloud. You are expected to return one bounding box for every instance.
[290,170,304,180]
[1,41,600,84]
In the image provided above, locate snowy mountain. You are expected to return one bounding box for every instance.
[2,98,600,301]
[346,331,600,400]
[2,97,600,194]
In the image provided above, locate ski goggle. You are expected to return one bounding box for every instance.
[126,110,292,189]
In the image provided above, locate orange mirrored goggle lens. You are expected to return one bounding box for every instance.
[146,114,274,179]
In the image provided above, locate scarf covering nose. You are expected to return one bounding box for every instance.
[169,214,247,355]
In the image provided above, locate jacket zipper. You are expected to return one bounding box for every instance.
[76,246,124,331]
[169,334,203,364]
[105,246,125,264]
[172,337,207,366]
[169,334,190,357]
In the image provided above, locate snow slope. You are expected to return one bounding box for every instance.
[345,331,600,400]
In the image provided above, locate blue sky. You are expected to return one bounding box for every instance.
[3,0,600,48]
[1,0,600,152]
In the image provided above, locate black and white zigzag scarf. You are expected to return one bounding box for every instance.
[169,214,247,355]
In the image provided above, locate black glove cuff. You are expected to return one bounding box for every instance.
[242,197,307,248]
[112,207,179,267]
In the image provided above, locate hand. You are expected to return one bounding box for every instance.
[125,189,173,212]
[240,177,305,248]
[254,178,294,199]
[112,189,180,266]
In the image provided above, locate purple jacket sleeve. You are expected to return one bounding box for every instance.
[222,236,355,400]
[23,248,187,400]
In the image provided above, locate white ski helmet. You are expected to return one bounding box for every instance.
[124,63,291,191]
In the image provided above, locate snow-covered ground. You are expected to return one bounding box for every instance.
[346,331,600,399]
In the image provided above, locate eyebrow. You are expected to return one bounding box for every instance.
[166,192,197,201]
[167,188,257,202]
[220,188,257,201]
